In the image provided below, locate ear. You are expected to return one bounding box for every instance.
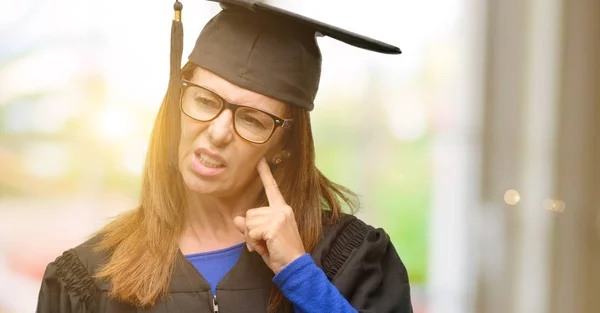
[262,128,290,169]
[262,150,291,174]
[263,149,290,165]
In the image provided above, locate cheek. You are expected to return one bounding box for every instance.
[232,145,265,170]
[263,129,286,158]
[233,135,283,172]
[178,116,207,160]
[228,143,271,180]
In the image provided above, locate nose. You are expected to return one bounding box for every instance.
[207,109,234,147]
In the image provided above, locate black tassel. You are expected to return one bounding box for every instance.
[169,0,184,106]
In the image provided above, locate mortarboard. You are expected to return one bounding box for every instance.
[169,0,401,112]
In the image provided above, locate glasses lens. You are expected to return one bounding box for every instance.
[235,107,276,143]
[181,85,222,121]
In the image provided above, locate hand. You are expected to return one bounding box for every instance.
[233,158,306,274]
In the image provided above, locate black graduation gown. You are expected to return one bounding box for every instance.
[36,214,413,313]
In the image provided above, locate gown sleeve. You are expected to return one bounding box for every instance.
[36,249,100,313]
[316,215,414,313]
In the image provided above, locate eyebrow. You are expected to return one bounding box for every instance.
[191,80,285,116]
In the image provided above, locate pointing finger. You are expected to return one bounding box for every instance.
[257,157,286,206]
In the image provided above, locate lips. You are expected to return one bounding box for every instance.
[194,148,227,168]
[197,153,224,168]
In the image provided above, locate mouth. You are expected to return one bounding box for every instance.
[196,152,225,168]
[194,148,227,168]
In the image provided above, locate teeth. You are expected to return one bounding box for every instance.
[198,153,224,168]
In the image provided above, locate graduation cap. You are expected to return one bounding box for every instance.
[169,0,401,111]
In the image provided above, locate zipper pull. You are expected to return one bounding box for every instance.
[213,295,219,313]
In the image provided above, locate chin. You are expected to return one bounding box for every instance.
[181,169,240,200]
[181,170,219,193]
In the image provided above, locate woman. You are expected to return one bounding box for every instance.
[36,1,413,312]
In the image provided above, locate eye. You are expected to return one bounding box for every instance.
[195,96,220,109]
[240,115,267,129]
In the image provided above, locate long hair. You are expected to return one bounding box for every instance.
[93,62,358,310]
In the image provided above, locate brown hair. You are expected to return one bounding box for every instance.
[93,62,358,310]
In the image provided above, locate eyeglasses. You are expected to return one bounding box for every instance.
[180,80,293,144]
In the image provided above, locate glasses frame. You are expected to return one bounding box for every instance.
[180,79,294,144]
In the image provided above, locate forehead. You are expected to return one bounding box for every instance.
[190,67,288,117]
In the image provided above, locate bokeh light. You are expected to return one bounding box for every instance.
[504,189,521,206]
[543,198,566,213]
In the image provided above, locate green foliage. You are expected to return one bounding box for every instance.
[313,105,431,284]
[370,139,431,284]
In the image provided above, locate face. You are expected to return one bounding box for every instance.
[178,67,289,197]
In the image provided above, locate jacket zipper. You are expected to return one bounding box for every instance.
[213,294,219,313]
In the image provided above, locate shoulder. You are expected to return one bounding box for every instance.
[37,236,108,310]
[318,212,376,260]
[315,212,402,280]
[52,235,108,277]
[320,211,374,241]
[319,211,389,253]
[313,212,413,311]
[70,235,109,274]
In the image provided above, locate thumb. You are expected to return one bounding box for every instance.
[233,216,246,234]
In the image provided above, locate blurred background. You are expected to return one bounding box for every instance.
[0,0,598,312]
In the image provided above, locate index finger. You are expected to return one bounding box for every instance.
[257,157,286,206]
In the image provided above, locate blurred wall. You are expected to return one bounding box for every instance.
[551,0,600,311]
[475,0,600,313]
